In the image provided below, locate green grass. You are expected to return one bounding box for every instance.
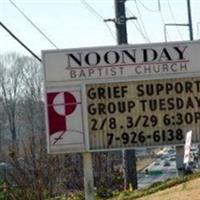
[2,172,200,200]
[107,171,200,200]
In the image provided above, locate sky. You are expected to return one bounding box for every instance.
[0,0,200,59]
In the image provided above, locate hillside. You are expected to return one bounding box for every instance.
[138,177,200,200]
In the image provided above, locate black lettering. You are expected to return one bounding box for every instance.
[149,99,156,111]
[121,49,136,63]
[165,83,173,94]
[98,103,106,114]
[167,98,175,110]
[88,68,95,76]
[195,112,200,123]
[88,104,96,115]
[70,70,76,78]
[79,69,86,77]
[185,113,193,124]
[186,97,194,109]
[91,119,98,130]
[104,51,120,64]
[156,84,164,95]
[87,88,96,99]
[174,46,187,59]
[195,81,200,92]
[118,101,126,113]
[110,67,117,76]
[175,82,184,93]
[121,86,128,97]
[127,101,135,112]
[143,48,157,62]
[146,84,154,96]
[195,97,200,107]
[176,98,184,109]
[107,103,116,113]
[85,52,101,66]
[67,53,82,67]
[137,84,145,96]
[113,86,121,98]
[158,48,172,61]
[98,87,106,99]
[159,98,166,110]
[140,100,147,111]
[185,81,193,93]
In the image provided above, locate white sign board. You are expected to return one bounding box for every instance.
[44,86,86,153]
[42,40,200,153]
[184,130,192,164]
[43,40,200,84]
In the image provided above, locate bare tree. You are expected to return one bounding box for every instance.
[19,56,44,138]
[0,53,23,149]
[0,100,4,153]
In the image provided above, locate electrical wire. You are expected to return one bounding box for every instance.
[126,8,149,43]
[158,2,172,42]
[8,0,59,49]
[0,21,41,62]
[80,0,116,42]
[197,22,200,36]
[134,21,150,43]
[133,0,151,43]
[167,0,184,40]
[138,0,159,12]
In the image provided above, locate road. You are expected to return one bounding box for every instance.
[138,157,177,188]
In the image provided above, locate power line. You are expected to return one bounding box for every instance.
[80,0,116,41]
[80,0,103,21]
[167,0,184,40]
[138,0,159,12]
[126,8,149,43]
[197,22,200,36]
[8,0,59,49]
[0,21,41,62]
[159,2,172,41]
[135,21,150,43]
[134,0,151,43]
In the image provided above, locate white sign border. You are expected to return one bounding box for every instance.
[44,84,89,154]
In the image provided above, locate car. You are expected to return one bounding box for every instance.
[0,162,13,180]
[163,160,171,167]
[184,165,193,175]
[169,155,176,161]
[160,154,168,160]
[188,161,197,170]
[168,149,175,155]
[154,161,160,166]
[190,146,199,154]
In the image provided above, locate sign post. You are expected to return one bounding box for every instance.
[83,152,94,200]
[184,130,192,164]
[176,146,185,176]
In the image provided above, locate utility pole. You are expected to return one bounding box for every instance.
[187,0,193,40]
[114,0,127,44]
[105,0,138,190]
[176,0,194,177]
[115,0,138,190]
